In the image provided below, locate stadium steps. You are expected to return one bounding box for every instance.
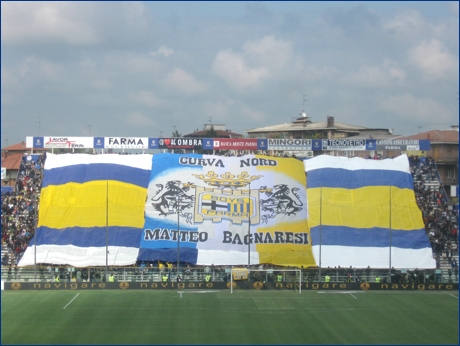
[439,255,459,283]
[1,244,15,266]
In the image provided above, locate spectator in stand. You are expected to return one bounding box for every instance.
[446,244,453,264]
[409,154,458,270]
[413,268,420,284]
[82,270,88,282]
[183,264,192,279]
[2,253,9,266]
[451,257,458,270]
[1,153,45,265]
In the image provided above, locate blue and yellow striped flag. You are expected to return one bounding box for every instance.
[305,154,436,269]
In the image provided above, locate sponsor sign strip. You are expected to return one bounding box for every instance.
[26,137,431,151]
[4,282,458,291]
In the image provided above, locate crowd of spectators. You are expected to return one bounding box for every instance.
[408,155,458,270]
[1,154,45,267]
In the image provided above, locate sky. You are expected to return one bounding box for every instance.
[1,1,459,147]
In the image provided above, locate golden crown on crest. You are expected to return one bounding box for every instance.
[192,171,262,189]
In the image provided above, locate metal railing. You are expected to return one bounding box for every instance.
[1,266,458,284]
[432,161,450,204]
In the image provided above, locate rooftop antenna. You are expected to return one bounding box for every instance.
[418,126,422,133]
[300,94,307,117]
[4,133,8,147]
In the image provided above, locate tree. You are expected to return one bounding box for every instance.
[204,125,218,138]
[313,132,326,139]
[171,129,182,153]
[268,132,285,139]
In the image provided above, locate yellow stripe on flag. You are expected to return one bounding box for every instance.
[308,186,423,230]
[38,180,147,229]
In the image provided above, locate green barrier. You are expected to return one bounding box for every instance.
[4,281,459,291]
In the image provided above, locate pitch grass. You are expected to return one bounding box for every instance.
[1,290,458,345]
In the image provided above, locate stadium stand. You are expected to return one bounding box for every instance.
[1,152,458,284]
[409,155,458,282]
[1,154,45,267]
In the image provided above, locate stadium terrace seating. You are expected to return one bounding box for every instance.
[1,152,458,283]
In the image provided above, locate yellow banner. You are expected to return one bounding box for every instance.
[232,268,249,280]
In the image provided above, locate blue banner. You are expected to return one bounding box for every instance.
[93,137,104,148]
[148,138,159,149]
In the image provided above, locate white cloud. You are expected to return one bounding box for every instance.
[382,59,406,81]
[1,92,13,106]
[3,55,65,89]
[131,91,163,107]
[451,1,459,15]
[347,65,393,88]
[387,67,406,81]
[341,60,406,88]
[212,50,268,89]
[301,65,340,83]
[409,39,458,78]
[150,46,174,57]
[163,68,207,96]
[203,101,230,120]
[383,9,426,40]
[212,35,294,89]
[123,1,149,28]
[1,2,101,45]
[124,111,156,127]
[1,2,153,47]
[380,94,453,123]
[1,2,458,144]
[243,35,293,71]
[203,99,266,126]
[95,52,162,79]
[90,78,113,91]
[241,106,266,123]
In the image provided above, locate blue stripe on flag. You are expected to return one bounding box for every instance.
[310,226,430,249]
[42,164,151,188]
[34,226,143,247]
[307,168,414,189]
[137,248,198,264]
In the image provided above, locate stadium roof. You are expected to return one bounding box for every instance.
[394,130,459,144]
[245,117,368,134]
[1,153,23,170]
[345,129,398,140]
[2,141,48,153]
[182,129,243,138]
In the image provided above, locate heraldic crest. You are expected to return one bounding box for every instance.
[151,171,303,225]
